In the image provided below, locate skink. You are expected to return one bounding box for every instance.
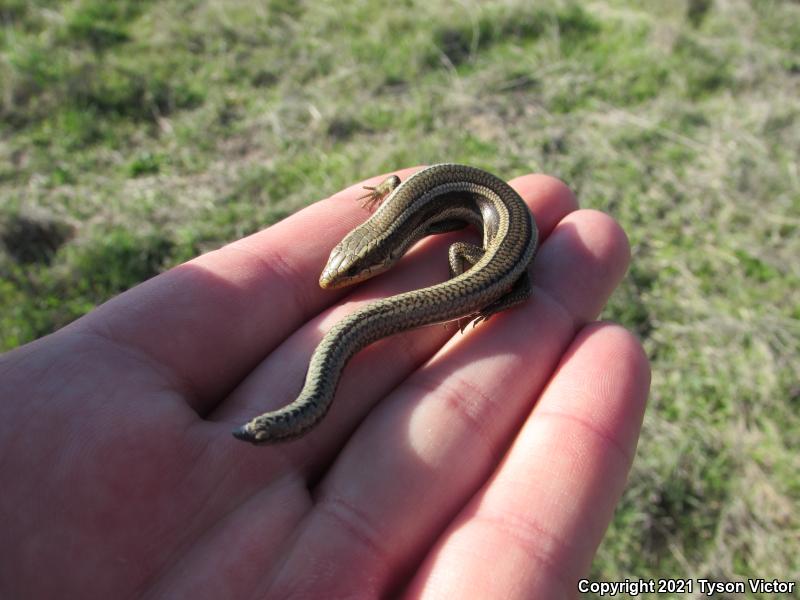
[234,163,538,444]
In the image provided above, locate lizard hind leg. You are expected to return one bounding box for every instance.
[460,271,533,332]
[447,241,486,332]
[448,241,485,279]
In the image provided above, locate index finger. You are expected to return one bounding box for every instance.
[68,168,422,412]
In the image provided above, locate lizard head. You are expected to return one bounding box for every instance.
[318,232,395,289]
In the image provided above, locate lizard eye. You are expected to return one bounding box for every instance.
[346,266,359,277]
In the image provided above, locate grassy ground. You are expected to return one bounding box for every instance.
[1,0,798,596]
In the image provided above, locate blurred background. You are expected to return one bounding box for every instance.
[1,0,798,594]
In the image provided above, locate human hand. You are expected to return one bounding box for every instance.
[0,168,649,598]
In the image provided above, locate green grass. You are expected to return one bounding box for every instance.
[1,0,798,595]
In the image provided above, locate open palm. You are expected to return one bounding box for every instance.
[0,168,649,599]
